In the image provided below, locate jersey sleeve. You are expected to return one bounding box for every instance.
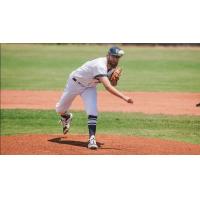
[93,62,107,79]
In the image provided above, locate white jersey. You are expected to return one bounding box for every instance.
[70,57,108,87]
[57,56,118,116]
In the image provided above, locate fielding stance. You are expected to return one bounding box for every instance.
[56,47,133,149]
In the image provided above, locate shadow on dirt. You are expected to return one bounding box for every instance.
[48,137,104,148]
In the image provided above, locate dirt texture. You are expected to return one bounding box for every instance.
[1,90,200,155]
[1,134,200,155]
[1,90,200,115]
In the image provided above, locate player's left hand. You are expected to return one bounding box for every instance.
[109,67,122,86]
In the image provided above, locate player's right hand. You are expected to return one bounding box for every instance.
[125,96,133,104]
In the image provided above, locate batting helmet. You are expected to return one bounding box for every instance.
[108,47,125,57]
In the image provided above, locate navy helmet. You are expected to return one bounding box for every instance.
[108,46,125,57]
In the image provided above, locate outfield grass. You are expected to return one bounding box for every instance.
[1,109,200,144]
[1,44,200,92]
[1,44,199,146]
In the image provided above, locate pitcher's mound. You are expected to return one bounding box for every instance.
[1,134,200,155]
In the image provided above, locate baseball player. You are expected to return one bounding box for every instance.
[56,47,133,149]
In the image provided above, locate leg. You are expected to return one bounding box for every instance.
[55,79,78,114]
[56,78,82,134]
[87,115,98,149]
[81,87,98,149]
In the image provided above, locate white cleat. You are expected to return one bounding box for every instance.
[88,135,98,150]
[59,113,73,134]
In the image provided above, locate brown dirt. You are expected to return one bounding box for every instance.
[1,90,200,115]
[1,134,200,155]
[1,90,200,155]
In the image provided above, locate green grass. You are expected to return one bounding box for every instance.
[1,44,200,92]
[1,109,200,144]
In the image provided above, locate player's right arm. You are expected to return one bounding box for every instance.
[98,76,133,104]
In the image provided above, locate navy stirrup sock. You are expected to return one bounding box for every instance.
[88,115,97,138]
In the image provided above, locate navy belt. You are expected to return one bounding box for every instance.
[72,77,83,86]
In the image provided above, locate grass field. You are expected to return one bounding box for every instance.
[1,110,200,144]
[1,44,200,92]
[1,44,200,145]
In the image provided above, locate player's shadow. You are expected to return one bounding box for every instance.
[48,137,103,148]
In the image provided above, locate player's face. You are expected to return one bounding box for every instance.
[108,55,120,68]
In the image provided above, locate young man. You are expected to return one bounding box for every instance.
[56,46,133,149]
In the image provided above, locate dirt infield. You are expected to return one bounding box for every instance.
[1,90,200,115]
[1,90,200,155]
[1,134,200,155]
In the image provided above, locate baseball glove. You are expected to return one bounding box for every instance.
[109,67,122,86]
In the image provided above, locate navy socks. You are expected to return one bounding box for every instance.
[88,115,97,138]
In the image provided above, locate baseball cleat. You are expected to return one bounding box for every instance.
[59,113,73,134]
[88,135,98,149]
